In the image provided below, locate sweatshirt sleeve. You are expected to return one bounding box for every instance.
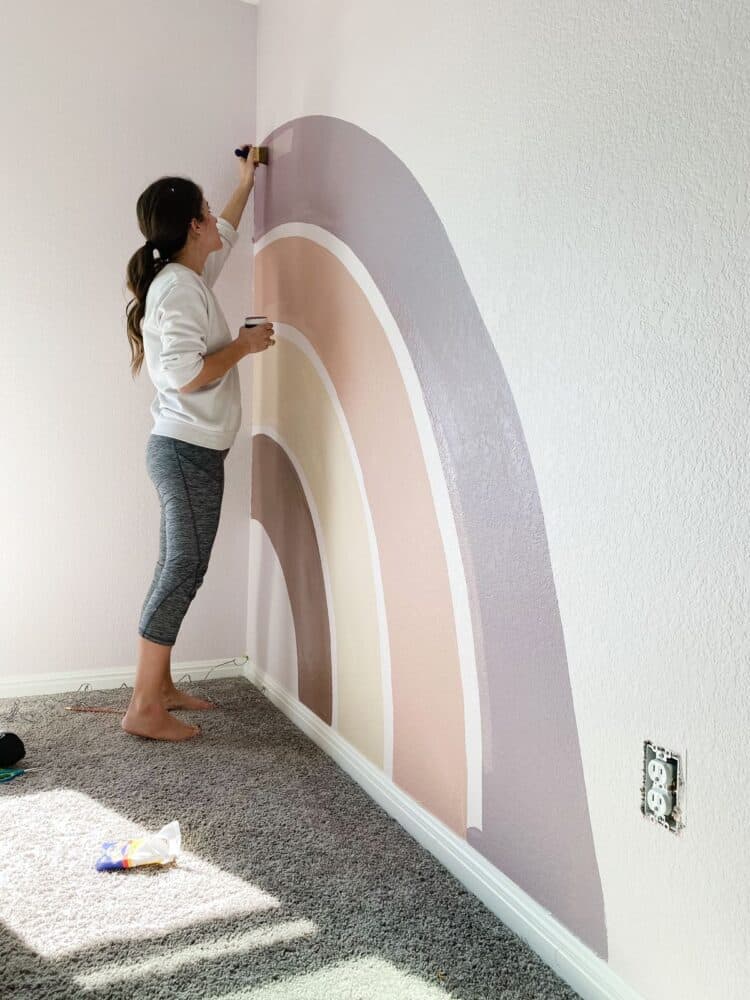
[201,216,240,289]
[156,280,209,390]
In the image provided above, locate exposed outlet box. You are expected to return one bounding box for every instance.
[642,740,685,833]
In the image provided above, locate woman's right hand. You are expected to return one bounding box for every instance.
[238,322,275,354]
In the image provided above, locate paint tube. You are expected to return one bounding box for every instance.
[96,820,181,872]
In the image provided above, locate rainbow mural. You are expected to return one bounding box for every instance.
[250,115,607,957]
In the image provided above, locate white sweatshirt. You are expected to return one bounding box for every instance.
[142,216,242,451]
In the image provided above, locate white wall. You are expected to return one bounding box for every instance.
[1,0,258,679]
[254,1,750,998]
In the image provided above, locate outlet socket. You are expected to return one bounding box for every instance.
[642,740,684,833]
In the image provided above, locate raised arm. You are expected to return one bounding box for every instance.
[219,177,254,231]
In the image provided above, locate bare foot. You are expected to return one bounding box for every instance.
[121,703,201,741]
[162,688,217,711]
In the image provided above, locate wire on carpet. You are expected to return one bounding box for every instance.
[0,657,249,722]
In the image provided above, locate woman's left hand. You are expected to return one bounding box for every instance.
[237,143,257,189]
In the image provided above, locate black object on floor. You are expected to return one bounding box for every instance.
[0,731,25,766]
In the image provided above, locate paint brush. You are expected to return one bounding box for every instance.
[234,145,268,164]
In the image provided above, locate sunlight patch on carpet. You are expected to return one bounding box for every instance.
[207,955,458,999]
[75,920,318,989]
[0,789,280,958]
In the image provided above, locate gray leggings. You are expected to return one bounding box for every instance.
[138,434,229,646]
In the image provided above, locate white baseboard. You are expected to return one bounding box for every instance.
[243,660,644,1000]
[0,657,246,699]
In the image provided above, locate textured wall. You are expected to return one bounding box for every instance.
[247,1,750,997]
[1,0,258,679]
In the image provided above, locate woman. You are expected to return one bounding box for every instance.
[123,145,274,741]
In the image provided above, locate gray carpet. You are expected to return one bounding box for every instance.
[0,676,579,999]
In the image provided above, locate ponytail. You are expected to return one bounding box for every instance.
[124,177,204,378]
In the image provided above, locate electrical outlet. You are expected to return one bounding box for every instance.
[641,740,684,833]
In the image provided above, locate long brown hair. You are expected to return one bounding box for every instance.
[125,176,205,378]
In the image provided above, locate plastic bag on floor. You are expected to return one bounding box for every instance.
[96,820,181,872]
